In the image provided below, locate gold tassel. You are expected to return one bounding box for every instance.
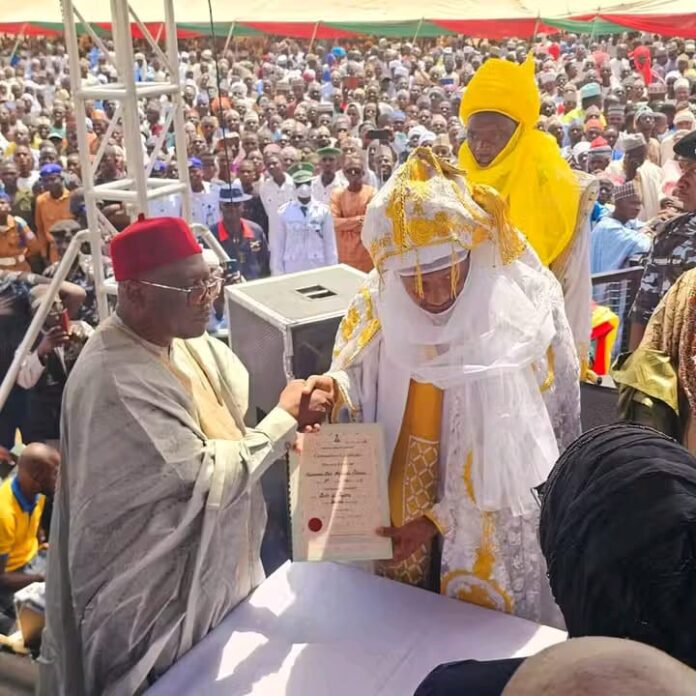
[450,246,460,298]
[414,248,424,298]
[471,184,525,265]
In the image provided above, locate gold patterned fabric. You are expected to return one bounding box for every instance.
[640,268,696,416]
[168,340,245,441]
[438,452,514,613]
[362,148,524,288]
[377,379,443,588]
[332,285,381,369]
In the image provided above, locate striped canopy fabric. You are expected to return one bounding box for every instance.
[1,0,695,39]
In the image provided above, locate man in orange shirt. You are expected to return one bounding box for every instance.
[330,157,376,273]
[88,110,108,156]
[34,164,69,265]
[0,193,41,272]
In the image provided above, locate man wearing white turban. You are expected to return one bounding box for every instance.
[304,150,581,624]
[608,132,663,221]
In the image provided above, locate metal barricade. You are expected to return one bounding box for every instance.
[591,266,645,355]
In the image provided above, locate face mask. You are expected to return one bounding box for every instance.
[296,184,311,200]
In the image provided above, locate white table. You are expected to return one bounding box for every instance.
[148,562,566,696]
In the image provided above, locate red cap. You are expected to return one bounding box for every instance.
[111,216,202,281]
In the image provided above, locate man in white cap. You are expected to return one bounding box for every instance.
[407,125,426,148]
[272,163,337,275]
[188,157,219,230]
[418,130,437,148]
[178,51,190,82]
[608,133,663,221]
[304,149,580,624]
[661,110,695,164]
[133,52,148,83]
[591,181,650,274]
[538,70,557,98]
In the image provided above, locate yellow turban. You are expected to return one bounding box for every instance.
[459,54,580,266]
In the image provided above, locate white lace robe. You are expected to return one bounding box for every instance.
[329,263,581,627]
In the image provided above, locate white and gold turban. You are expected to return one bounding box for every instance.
[362,148,525,290]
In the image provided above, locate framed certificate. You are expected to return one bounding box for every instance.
[289,424,393,563]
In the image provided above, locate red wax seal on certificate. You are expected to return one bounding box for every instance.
[308,517,323,532]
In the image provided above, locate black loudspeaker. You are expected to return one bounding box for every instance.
[225,265,366,574]
[580,381,619,431]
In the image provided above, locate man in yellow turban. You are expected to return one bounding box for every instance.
[459,54,598,373]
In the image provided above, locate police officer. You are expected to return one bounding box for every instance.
[210,184,269,280]
[270,163,338,276]
[629,130,696,349]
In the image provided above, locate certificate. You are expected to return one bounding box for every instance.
[289,424,393,563]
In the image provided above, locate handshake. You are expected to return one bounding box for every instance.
[278,375,336,431]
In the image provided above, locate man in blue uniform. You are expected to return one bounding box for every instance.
[210,184,269,281]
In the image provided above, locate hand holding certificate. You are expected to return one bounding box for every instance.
[289,424,393,563]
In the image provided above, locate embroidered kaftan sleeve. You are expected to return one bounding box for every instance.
[327,272,383,424]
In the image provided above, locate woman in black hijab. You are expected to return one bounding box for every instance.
[540,423,696,669]
[415,424,696,695]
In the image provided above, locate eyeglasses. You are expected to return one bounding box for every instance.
[137,274,223,305]
[346,168,363,176]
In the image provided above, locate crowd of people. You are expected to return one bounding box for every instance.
[0,26,696,696]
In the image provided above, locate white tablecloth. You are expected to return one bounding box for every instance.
[147,562,566,696]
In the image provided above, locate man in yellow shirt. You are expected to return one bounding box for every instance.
[0,443,59,620]
[561,82,607,127]
[34,163,70,265]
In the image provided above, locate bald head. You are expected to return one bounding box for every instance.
[18,443,59,496]
[503,638,696,696]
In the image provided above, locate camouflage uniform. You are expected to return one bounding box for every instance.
[630,212,696,325]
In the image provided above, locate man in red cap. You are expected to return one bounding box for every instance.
[38,216,332,696]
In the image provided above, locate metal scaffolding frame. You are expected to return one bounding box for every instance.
[0,1,235,415]
[0,232,91,412]
[61,0,192,321]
